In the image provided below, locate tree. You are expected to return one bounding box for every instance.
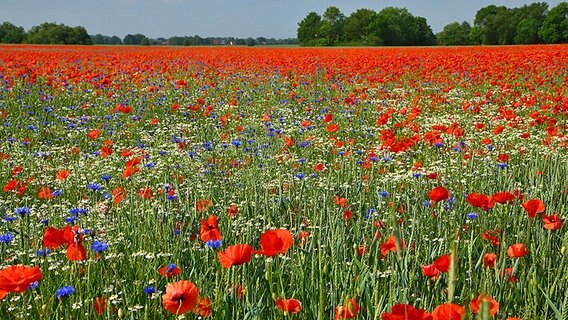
[318,6,346,46]
[373,7,430,46]
[25,22,92,45]
[0,21,26,43]
[514,2,548,44]
[297,12,321,46]
[343,8,380,45]
[539,2,568,43]
[437,22,472,45]
[123,34,147,45]
[471,5,508,44]
[413,16,437,45]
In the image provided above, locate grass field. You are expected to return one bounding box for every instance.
[0,44,567,319]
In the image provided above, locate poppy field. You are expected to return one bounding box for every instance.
[0,44,567,319]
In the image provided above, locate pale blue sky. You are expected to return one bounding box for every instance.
[0,0,563,39]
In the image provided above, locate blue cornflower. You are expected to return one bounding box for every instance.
[0,232,15,243]
[36,248,51,257]
[28,281,39,291]
[145,162,156,169]
[101,192,112,200]
[91,241,109,253]
[231,139,242,147]
[69,208,88,216]
[434,142,444,148]
[370,156,379,162]
[101,174,112,182]
[206,239,222,249]
[51,189,62,197]
[467,212,479,219]
[365,208,375,220]
[422,200,432,207]
[166,193,177,201]
[497,163,508,169]
[14,206,30,215]
[64,216,77,224]
[412,172,422,178]
[379,191,390,198]
[143,286,156,295]
[295,173,305,180]
[298,140,310,147]
[87,183,103,191]
[3,215,17,223]
[56,286,75,298]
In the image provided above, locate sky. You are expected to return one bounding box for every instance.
[0,0,564,39]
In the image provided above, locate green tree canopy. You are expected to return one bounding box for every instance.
[343,8,380,45]
[297,12,322,46]
[318,6,346,46]
[437,22,472,46]
[25,22,91,45]
[0,21,26,43]
[539,2,568,43]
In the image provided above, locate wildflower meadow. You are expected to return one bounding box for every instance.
[0,45,567,319]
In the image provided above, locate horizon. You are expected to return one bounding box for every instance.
[1,0,565,40]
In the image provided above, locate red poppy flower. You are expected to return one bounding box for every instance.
[482,229,501,247]
[93,296,106,316]
[381,303,432,320]
[491,192,514,205]
[0,290,6,300]
[3,179,17,192]
[323,113,333,123]
[432,303,465,320]
[335,298,359,319]
[421,264,440,279]
[335,196,348,208]
[432,254,452,273]
[42,227,67,249]
[521,199,545,218]
[162,280,199,315]
[66,242,87,261]
[226,203,239,217]
[122,164,140,179]
[469,294,499,316]
[428,186,449,204]
[112,187,127,205]
[507,243,528,258]
[381,235,404,257]
[327,123,340,133]
[56,170,70,181]
[257,229,294,256]
[195,297,212,317]
[542,213,562,230]
[196,199,213,213]
[275,298,303,314]
[218,244,253,268]
[0,265,43,293]
[200,215,222,243]
[483,253,497,268]
[37,186,53,200]
[87,129,101,140]
[500,267,517,282]
[466,193,493,211]
[136,187,153,199]
[159,264,182,278]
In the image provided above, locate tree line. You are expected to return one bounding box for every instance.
[0,22,91,45]
[0,22,298,46]
[298,2,568,46]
